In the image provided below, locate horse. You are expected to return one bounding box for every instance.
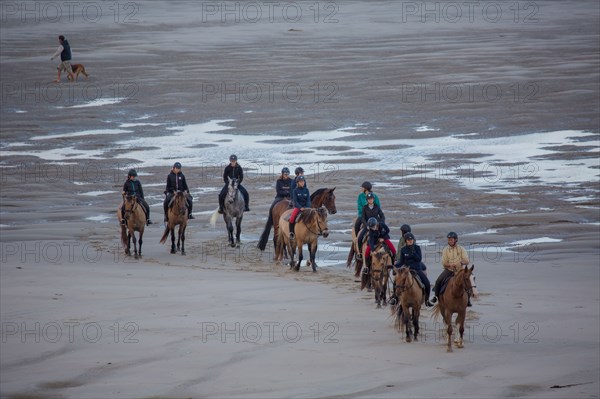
[348,223,367,278]
[160,191,188,255]
[117,194,146,259]
[276,206,329,272]
[257,187,337,253]
[210,177,245,247]
[368,244,392,308]
[392,267,424,342]
[431,265,476,352]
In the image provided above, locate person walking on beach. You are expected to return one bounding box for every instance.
[121,169,152,225]
[163,162,194,222]
[50,35,74,82]
[431,231,471,306]
[218,154,250,213]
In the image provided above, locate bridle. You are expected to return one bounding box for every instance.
[396,267,415,292]
[303,209,328,236]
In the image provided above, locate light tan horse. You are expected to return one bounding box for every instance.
[160,191,188,255]
[392,267,424,342]
[347,221,367,278]
[431,265,475,352]
[276,206,329,272]
[117,194,146,259]
[369,244,392,308]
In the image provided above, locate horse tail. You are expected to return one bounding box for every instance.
[257,210,274,251]
[120,225,128,247]
[430,303,441,322]
[209,207,220,228]
[159,226,170,244]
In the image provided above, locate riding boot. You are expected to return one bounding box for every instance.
[187,199,194,219]
[218,192,225,214]
[244,193,250,212]
[289,222,296,240]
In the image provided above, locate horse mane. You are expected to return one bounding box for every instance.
[310,188,328,201]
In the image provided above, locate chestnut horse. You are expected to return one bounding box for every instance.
[160,191,188,255]
[392,267,423,342]
[368,244,392,308]
[276,206,329,272]
[431,265,476,352]
[117,194,146,259]
[257,188,337,253]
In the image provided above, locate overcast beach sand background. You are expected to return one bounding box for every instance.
[1,1,599,398]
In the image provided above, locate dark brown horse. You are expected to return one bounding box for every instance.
[160,191,188,255]
[276,206,329,272]
[393,267,423,342]
[257,188,336,253]
[117,194,146,259]
[431,265,476,352]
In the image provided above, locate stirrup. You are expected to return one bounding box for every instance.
[218,208,224,214]
[146,219,153,225]
[121,219,126,225]
[188,214,195,219]
[289,232,295,240]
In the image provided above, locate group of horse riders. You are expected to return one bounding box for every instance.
[120,155,250,226]
[354,181,472,308]
[119,160,472,307]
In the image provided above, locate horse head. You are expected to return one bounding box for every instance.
[322,187,337,214]
[123,194,138,217]
[456,264,475,297]
[315,206,329,237]
[173,191,188,216]
[226,177,239,204]
[395,267,413,292]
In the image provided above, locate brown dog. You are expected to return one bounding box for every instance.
[67,63,89,81]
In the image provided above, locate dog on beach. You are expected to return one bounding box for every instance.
[67,63,89,81]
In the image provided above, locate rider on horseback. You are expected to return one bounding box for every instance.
[288,175,310,240]
[397,224,412,250]
[364,217,396,272]
[356,192,385,259]
[218,154,250,213]
[290,167,308,192]
[394,232,433,307]
[354,181,381,236]
[163,162,194,222]
[121,169,152,225]
[431,231,472,306]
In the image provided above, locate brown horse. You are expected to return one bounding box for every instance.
[160,191,188,255]
[431,265,475,352]
[392,267,423,342]
[348,222,367,278]
[257,188,337,253]
[276,206,329,272]
[368,244,392,308]
[117,194,146,259]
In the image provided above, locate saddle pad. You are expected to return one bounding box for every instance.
[410,270,426,290]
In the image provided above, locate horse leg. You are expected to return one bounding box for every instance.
[226,218,235,247]
[170,227,176,254]
[138,233,143,258]
[445,310,453,352]
[413,307,420,341]
[311,241,317,271]
[456,311,465,348]
[180,226,186,256]
[347,245,354,268]
[296,241,303,271]
[235,216,242,247]
[132,232,138,259]
[404,306,412,342]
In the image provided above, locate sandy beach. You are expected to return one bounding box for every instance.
[1,1,599,398]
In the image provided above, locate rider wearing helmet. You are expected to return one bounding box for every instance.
[121,169,152,225]
[397,224,412,250]
[431,231,471,306]
[394,232,433,307]
[354,181,381,235]
[268,167,293,213]
[218,154,250,213]
[290,166,309,192]
[363,217,396,271]
[356,192,385,259]
[164,162,194,221]
[288,175,310,240]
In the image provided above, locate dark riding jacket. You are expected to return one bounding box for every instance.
[122,179,145,199]
[361,204,385,228]
[223,164,243,185]
[292,186,311,208]
[396,244,424,271]
[275,177,292,199]
[291,176,308,192]
[366,222,391,250]
[165,171,189,194]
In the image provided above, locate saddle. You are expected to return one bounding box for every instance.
[410,269,426,290]
[438,273,454,297]
[283,211,304,223]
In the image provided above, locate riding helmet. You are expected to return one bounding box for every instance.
[366,192,375,200]
[173,162,182,169]
[400,224,411,234]
[229,154,238,161]
[128,169,137,177]
[297,175,306,182]
[367,217,378,229]
[404,232,415,241]
[447,231,458,239]
[295,167,304,175]
[361,181,372,191]
[282,167,290,174]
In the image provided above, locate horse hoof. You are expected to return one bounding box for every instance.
[406,337,412,343]
[447,347,453,353]
[181,251,186,256]
[170,249,176,254]
[376,304,381,309]
[134,254,139,259]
